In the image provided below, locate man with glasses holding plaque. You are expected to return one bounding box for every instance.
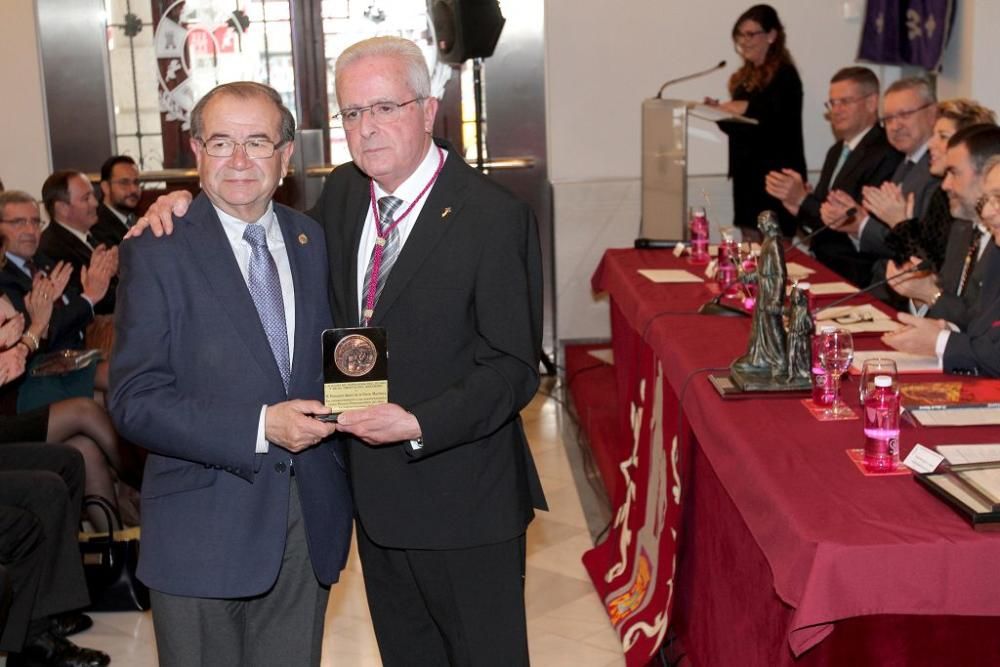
[109,82,352,666]
[135,37,546,666]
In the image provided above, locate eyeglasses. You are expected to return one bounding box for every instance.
[880,102,935,125]
[0,217,43,228]
[734,29,765,41]
[824,93,875,111]
[109,178,141,188]
[197,137,285,159]
[975,192,1000,218]
[332,98,425,129]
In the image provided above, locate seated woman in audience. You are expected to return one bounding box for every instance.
[0,285,139,530]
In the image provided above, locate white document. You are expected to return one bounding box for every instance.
[815,305,900,334]
[785,262,816,281]
[850,350,940,374]
[911,408,1000,427]
[687,103,759,125]
[808,281,856,296]
[937,443,1000,464]
[637,269,704,284]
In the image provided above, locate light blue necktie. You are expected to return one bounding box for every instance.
[243,223,290,391]
[828,144,851,187]
[360,195,404,325]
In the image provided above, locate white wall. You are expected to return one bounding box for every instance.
[0,0,51,196]
[545,0,911,343]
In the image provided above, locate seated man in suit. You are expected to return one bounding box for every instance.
[91,155,141,248]
[0,191,115,412]
[766,66,902,286]
[886,122,1000,328]
[883,127,1000,376]
[0,442,110,667]
[109,81,352,666]
[39,171,118,314]
[831,78,941,254]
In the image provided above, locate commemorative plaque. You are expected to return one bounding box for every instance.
[322,327,388,414]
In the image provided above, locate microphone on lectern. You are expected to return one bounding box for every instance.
[656,60,727,99]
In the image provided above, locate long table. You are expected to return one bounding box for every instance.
[580,248,1000,666]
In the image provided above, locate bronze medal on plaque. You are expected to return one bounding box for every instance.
[322,327,388,414]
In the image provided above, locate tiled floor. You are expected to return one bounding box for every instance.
[60,380,626,666]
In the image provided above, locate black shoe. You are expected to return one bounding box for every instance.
[7,630,110,667]
[49,612,93,637]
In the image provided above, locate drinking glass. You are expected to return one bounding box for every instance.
[859,358,899,404]
[817,328,855,417]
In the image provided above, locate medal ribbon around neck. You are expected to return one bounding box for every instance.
[362,145,446,325]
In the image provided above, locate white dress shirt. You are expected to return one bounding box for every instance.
[214,203,296,454]
[355,143,447,315]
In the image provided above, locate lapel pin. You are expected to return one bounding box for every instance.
[441,207,452,219]
[298,233,308,245]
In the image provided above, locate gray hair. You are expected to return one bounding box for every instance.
[0,190,38,218]
[189,81,296,145]
[334,36,431,105]
[982,154,1000,180]
[885,77,936,105]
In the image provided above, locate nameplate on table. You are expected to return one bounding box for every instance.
[807,281,856,295]
[322,327,388,413]
[910,408,1000,428]
[637,269,704,284]
[815,304,900,334]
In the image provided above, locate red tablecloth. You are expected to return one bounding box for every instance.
[583,248,1000,665]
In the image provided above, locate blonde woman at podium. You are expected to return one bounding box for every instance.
[706,4,806,241]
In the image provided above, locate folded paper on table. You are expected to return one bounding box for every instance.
[785,262,816,281]
[807,281,857,295]
[910,408,1000,427]
[815,304,899,334]
[850,350,940,374]
[637,269,705,284]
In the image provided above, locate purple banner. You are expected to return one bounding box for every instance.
[858,0,955,71]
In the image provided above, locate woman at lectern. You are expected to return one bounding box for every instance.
[707,4,806,240]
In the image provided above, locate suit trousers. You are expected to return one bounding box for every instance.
[149,477,329,667]
[357,522,529,667]
[0,443,89,652]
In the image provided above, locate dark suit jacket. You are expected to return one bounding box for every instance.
[802,125,903,286]
[38,222,116,314]
[859,151,941,257]
[942,247,1000,376]
[928,222,995,329]
[310,140,546,551]
[90,204,129,248]
[108,194,353,597]
[0,253,92,353]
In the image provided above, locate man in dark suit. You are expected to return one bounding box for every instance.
[0,442,110,667]
[108,82,353,666]
[131,38,545,665]
[883,127,1000,376]
[766,66,902,286]
[39,171,118,314]
[825,78,940,300]
[315,36,546,666]
[91,156,141,248]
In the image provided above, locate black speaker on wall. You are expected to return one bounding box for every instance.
[427,0,506,64]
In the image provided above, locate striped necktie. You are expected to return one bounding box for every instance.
[360,195,404,325]
[243,223,291,391]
